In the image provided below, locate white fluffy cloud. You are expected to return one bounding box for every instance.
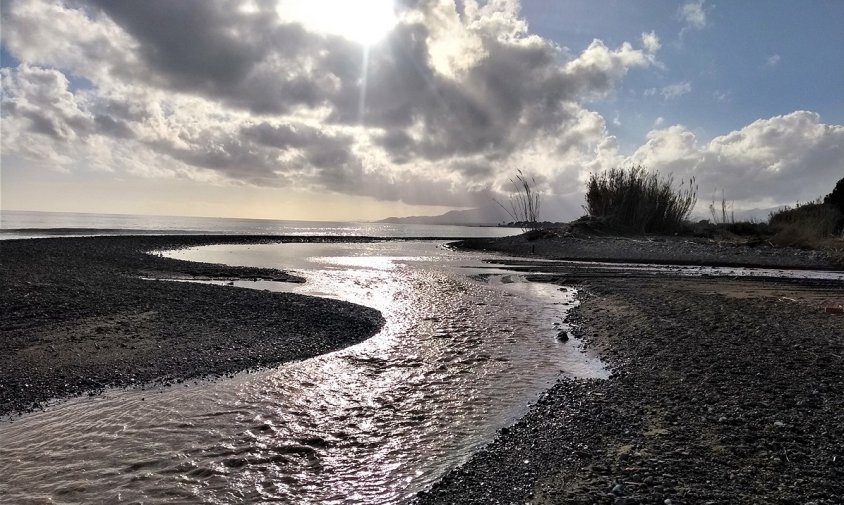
[679,0,708,31]
[641,31,661,54]
[617,111,844,210]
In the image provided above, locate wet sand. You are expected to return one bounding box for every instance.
[418,236,844,504]
[0,235,384,417]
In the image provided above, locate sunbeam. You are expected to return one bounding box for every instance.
[358,45,370,124]
[281,0,397,46]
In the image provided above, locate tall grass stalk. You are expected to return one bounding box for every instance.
[495,170,541,231]
[709,190,735,227]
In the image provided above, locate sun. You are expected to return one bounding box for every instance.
[280,0,397,46]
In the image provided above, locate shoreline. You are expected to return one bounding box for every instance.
[0,235,386,417]
[417,237,844,504]
[453,232,844,271]
[3,233,842,502]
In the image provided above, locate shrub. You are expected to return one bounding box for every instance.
[726,219,770,236]
[768,201,843,246]
[823,176,844,214]
[585,165,697,234]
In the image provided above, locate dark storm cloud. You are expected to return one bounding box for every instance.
[88,0,329,114]
[89,0,260,87]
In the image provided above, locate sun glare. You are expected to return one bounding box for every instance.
[281,0,397,45]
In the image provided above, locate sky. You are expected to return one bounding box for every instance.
[1,0,842,222]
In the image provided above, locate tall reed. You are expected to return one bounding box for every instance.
[585,166,697,233]
[495,170,541,230]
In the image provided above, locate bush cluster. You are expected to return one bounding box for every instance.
[768,201,843,245]
[823,177,844,214]
[585,166,697,234]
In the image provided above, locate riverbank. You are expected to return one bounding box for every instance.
[455,230,844,269]
[0,235,385,417]
[418,237,844,504]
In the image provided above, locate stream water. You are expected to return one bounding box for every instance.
[0,241,606,504]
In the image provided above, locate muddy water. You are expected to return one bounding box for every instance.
[0,241,605,504]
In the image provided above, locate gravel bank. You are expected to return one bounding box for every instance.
[454,232,843,269]
[0,235,385,417]
[417,237,844,504]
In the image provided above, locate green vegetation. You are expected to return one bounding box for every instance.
[584,166,697,234]
[823,177,844,214]
[768,203,843,246]
[578,168,842,256]
[763,176,844,247]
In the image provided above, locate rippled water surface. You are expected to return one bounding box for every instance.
[0,241,605,504]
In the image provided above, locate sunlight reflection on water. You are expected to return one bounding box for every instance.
[0,241,605,504]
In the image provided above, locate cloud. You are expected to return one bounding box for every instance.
[678,0,708,31]
[712,90,731,103]
[612,112,622,126]
[2,1,839,220]
[1,0,656,210]
[622,111,844,209]
[661,82,692,100]
[641,31,661,54]
[764,54,781,68]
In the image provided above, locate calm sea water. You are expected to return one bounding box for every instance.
[0,210,520,239]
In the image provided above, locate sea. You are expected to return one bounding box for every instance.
[0,210,521,240]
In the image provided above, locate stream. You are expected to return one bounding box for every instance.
[0,241,606,504]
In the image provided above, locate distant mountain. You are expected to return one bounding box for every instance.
[378,206,510,225]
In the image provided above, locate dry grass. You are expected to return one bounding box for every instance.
[768,202,843,247]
